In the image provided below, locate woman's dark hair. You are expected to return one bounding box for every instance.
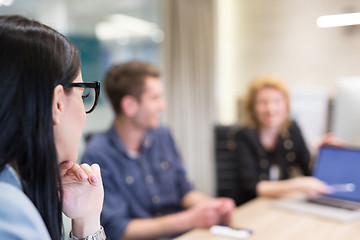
[0,15,80,239]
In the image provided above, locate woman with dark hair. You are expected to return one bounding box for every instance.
[0,15,105,239]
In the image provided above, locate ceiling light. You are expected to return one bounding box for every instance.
[0,0,14,7]
[95,14,164,42]
[317,12,360,28]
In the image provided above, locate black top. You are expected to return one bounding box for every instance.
[234,121,310,205]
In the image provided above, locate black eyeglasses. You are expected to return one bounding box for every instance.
[62,81,100,114]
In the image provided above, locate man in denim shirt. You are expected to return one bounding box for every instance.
[81,61,235,240]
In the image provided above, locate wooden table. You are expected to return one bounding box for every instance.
[174,197,360,240]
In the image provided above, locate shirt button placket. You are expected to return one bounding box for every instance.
[286,152,296,162]
[259,158,269,169]
[152,195,160,204]
[126,176,134,185]
[283,139,293,150]
[161,161,169,170]
[146,175,154,183]
[259,173,268,180]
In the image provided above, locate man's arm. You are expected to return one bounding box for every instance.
[119,191,235,240]
[121,209,194,240]
[120,195,232,240]
[117,128,236,240]
[180,190,212,208]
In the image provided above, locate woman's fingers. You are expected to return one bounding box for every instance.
[90,164,102,180]
[60,161,102,186]
[301,177,333,197]
[64,162,88,181]
[79,163,100,186]
[59,160,74,176]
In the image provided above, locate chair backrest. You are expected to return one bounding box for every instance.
[214,125,240,203]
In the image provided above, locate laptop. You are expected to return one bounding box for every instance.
[272,146,360,222]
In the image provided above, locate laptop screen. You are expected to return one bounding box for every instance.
[313,146,360,202]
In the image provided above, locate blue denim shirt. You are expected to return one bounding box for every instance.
[81,125,193,240]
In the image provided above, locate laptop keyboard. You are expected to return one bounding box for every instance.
[308,197,360,211]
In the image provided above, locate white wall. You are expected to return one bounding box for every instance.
[215,0,244,125]
[216,0,360,125]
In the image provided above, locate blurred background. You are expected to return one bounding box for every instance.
[2,0,360,198]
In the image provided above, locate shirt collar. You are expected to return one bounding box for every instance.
[0,164,22,190]
[108,125,154,160]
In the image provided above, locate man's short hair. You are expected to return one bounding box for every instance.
[104,61,160,114]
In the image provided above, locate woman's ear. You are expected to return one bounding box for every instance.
[121,95,139,117]
[52,85,65,125]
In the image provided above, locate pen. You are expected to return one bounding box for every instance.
[210,225,253,239]
[330,183,356,193]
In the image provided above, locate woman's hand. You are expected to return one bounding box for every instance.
[59,161,104,238]
[287,176,333,198]
[257,176,333,198]
[316,133,345,149]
